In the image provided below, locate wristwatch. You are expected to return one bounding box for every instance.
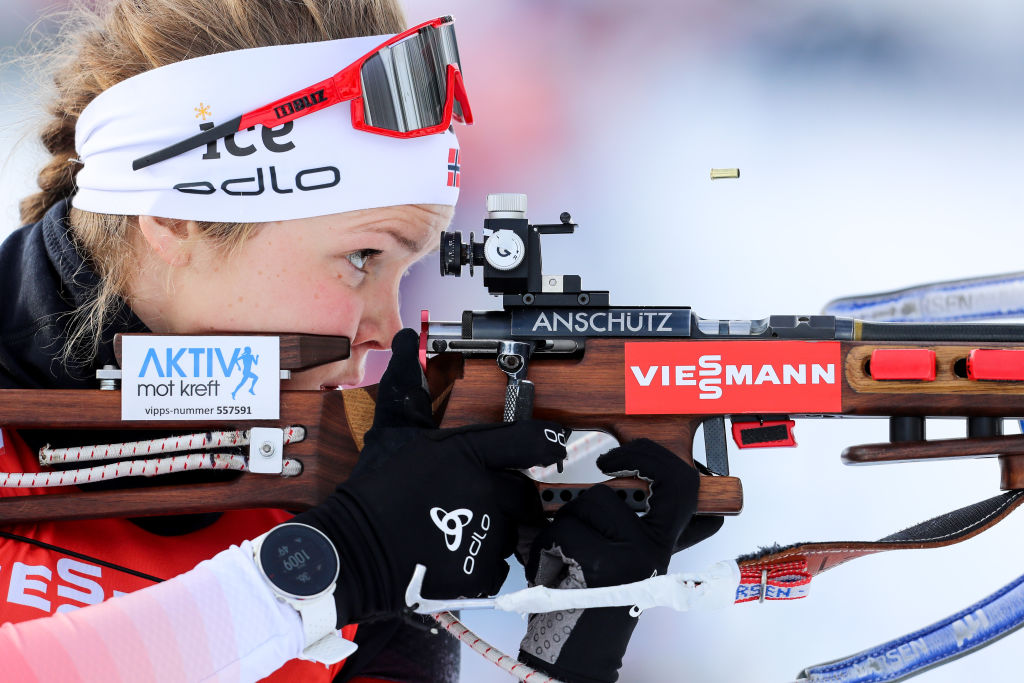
[252,522,356,665]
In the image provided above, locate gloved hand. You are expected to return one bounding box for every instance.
[294,329,568,624]
[518,439,705,683]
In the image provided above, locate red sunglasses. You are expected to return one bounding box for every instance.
[133,16,472,171]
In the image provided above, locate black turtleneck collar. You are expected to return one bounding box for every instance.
[0,198,150,389]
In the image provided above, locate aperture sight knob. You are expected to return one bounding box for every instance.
[484,230,525,271]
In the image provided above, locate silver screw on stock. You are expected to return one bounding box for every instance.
[97,364,122,391]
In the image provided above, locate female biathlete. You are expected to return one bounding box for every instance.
[0,2,714,680]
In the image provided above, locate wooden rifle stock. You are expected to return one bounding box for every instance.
[13,333,1024,523]
[0,337,741,523]
[0,389,352,524]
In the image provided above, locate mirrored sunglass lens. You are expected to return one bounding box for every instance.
[361,23,462,132]
[439,24,461,71]
[361,53,402,132]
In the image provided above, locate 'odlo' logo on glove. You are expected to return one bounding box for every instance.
[430,507,474,551]
[429,506,492,575]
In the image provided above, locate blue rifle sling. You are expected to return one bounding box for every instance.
[798,571,1024,682]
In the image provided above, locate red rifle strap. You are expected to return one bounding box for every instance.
[735,490,1024,602]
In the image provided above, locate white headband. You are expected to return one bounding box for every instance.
[73,34,461,222]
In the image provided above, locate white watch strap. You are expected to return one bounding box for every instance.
[298,593,339,648]
[302,630,359,666]
[296,595,356,664]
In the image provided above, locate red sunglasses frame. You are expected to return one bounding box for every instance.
[239,16,472,137]
[133,16,471,171]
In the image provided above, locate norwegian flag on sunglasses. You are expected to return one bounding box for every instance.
[447,148,461,188]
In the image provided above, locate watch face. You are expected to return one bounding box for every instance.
[259,524,339,599]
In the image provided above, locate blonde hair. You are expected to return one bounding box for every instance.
[18,0,406,362]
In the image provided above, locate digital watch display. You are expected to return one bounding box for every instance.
[256,523,339,598]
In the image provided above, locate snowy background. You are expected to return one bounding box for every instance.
[3,1,1024,680]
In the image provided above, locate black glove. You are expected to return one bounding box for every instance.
[294,329,569,624]
[518,439,702,683]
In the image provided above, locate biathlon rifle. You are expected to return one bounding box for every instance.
[3,193,1024,571]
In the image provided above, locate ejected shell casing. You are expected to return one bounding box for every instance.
[710,168,741,180]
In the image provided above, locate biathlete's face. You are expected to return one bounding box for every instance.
[133,204,451,390]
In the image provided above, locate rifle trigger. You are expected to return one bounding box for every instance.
[703,417,730,475]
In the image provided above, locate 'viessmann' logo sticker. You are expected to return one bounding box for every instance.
[624,341,842,414]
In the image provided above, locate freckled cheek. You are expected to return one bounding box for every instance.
[281,281,363,336]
